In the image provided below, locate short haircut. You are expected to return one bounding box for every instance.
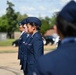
[28,22,40,30]
[56,14,76,37]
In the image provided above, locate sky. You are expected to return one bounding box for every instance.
[0,0,76,18]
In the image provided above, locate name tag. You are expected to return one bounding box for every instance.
[28,44,32,46]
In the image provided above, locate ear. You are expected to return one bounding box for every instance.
[53,25,58,33]
[33,25,36,30]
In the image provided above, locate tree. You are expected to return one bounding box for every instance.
[40,17,50,35]
[50,17,56,27]
[0,15,8,32]
[50,12,58,27]
[6,1,17,38]
[16,12,28,22]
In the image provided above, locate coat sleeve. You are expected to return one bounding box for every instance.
[33,37,44,62]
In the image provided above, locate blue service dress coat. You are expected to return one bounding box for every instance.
[18,31,27,66]
[22,34,31,73]
[27,32,44,75]
[36,39,76,75]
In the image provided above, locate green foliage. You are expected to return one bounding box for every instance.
[0,1,57,37]
[50,16,56,27]
[50,13,58,27]
[0,1,18,38]
[40,17,50,35]
[40,16,56,35]
[0,1,17,33]
[16,12,28,22]
[0,15,8,32]
[6,1,17,32]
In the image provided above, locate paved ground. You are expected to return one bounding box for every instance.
[0,53,23,75]
[0,45,56,75]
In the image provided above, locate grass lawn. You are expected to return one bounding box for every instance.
[0,39,15,46]
[0,39,56,53]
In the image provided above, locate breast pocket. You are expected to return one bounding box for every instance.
[27,43,34,54]
[28,43,32,49]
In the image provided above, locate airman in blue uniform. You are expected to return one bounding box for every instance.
[18,19,28,75]
[26,17,44,75]
[21,19,32,75]
[36,1,76,75]
[22,33,31,75]
[18,19,27,61]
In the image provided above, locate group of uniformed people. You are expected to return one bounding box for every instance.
[18,1,76,75]
[18,17,44,75]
